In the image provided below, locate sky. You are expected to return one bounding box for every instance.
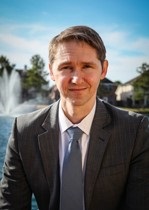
[0,0,149,85]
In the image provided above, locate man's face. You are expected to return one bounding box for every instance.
[49,41,108,107]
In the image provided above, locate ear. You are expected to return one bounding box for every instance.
[49,64,55,81]
[101,60,108,80]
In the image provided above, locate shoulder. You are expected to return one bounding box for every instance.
[15,101,59,132]
[97,98,149,128]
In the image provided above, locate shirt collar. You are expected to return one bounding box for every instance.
[58,101,96,136]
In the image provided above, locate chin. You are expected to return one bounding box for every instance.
[69,98,88,106]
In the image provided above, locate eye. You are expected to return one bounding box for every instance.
[83,64,93,69]
[63,66,71,69]
[60,65,73,71]
[83,64,90,68]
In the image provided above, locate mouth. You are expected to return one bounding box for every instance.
[69,87,87,91]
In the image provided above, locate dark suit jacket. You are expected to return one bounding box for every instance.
[0,98,149,210]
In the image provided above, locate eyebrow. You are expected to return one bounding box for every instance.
[81,61,96,66]
[59,61,97,67]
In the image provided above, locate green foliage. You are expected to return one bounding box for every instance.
[23,54,48,91]
[134,88,144,101]
[114,80,122,85]
[137,63,149,74]
[133,63,149,102]
[30,54,45,73]
[0,55,15,76]
[133,63,149,91]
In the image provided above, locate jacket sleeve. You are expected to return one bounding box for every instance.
[0,118,32,210]
[122,116,149,210]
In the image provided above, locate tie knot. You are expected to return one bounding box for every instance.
[67,127,83,142]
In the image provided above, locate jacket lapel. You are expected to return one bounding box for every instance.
[37,99,112,209]
[38,101,60,197]
[84,99,112,210]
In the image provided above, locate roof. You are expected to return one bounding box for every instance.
[102,78,114,84]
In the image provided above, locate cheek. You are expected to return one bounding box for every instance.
[86,73,101,87]
[55,75,69,89]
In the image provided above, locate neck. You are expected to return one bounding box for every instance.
[61,100,95,124]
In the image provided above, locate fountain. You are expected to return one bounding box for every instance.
[0,69,38,209]
[0,69,21,180]
[0,70,21,115]
[0,69,39,116]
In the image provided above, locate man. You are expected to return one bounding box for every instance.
[0,25,149,210]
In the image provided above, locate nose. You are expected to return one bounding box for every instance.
[71,70,83,84]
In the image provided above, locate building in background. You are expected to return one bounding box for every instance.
[98,78,117,105]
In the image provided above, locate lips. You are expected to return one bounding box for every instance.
[69,87,87,91]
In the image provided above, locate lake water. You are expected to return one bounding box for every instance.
[0,115,38,209]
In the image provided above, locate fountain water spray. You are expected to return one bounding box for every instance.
[0,70,21,115]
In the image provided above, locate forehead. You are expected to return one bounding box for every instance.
[54,41,98,60]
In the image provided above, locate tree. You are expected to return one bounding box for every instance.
[30,54,45,74]
[0,55,15,76]
[133,63,149,106]
[134,63,149,91]
[23,54,48,92]
[114,80,122,86]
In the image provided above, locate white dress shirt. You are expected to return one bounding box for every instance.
[58,101,96,177]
